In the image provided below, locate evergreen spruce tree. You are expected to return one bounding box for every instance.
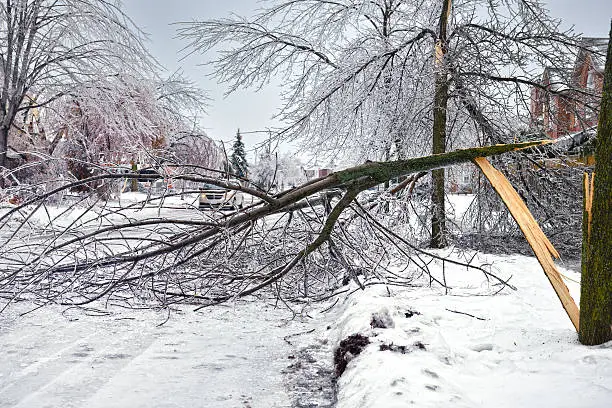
[230,129,248,177]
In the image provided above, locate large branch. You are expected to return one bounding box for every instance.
[332,140,550,187]
[9,140,549,273]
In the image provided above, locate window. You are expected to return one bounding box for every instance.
[587,71,595,90]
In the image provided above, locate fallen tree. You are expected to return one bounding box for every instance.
[0,140,547,312]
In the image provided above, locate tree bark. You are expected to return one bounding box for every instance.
[579,24,612,346]
[0,131,6,165]
[431,75,449,248]
[131,160,138,192]
[430,0,452,248]
[0,125,9,178]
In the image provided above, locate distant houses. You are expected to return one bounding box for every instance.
[303,167,333,180]
[530,37,608,139]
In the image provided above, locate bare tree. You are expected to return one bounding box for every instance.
[0,68,213,198]
[47,72,207,159]
[0,0,153,171]
[168,131,223,173]
[430,0,452,248]
[178,0,581,247]
[251,150,305,191]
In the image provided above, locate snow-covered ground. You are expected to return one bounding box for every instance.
[325,251,612,408]
[2,252,610,408]
[2,194,611,407]
[0,301,320,408]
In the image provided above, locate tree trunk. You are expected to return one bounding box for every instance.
[131,161,138,192]
[579,24,612,346]
[0,125,8,170]
[0,125,9,188]
[431,75,449,248]
[430,0,452,248]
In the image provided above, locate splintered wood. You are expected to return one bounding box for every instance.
[473,157,580,331]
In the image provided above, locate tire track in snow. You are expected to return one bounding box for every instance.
[1,303,315,408]
[1,317,157,408]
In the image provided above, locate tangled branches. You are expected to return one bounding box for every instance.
[0,142,542,313]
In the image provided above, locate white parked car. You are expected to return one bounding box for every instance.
[199,180,244,210]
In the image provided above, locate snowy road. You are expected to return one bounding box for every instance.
[0,197,336,408]
[0,302,316,408]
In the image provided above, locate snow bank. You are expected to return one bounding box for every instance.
[328,253,612,408]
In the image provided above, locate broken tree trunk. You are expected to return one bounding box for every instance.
[430,0,453,249]
[579,24,612,346]
[473,157,580,331]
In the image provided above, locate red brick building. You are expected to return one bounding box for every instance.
[530,38,607,139]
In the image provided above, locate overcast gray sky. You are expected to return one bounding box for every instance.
[123,0,285,158]
[123,0,612,157]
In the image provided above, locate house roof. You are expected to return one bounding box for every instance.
[577,37,608,73]
[542,67,572,92]
[537,37,608,92]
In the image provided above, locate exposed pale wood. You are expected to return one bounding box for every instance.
[473,157,580,331]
